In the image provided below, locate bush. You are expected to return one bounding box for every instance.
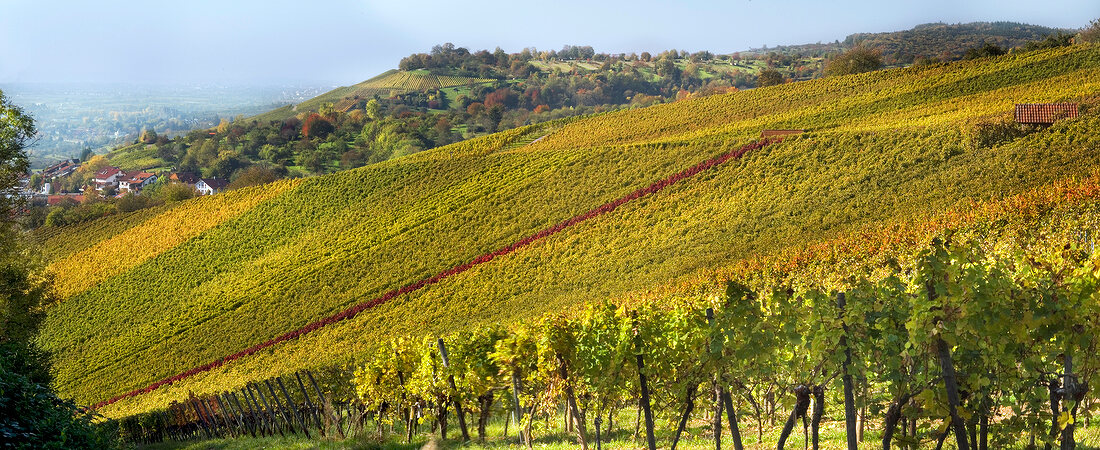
[1020,32,1074,51]
[824,44,883,76]
[228,165,283,190]
[117,193,157,213]
[0,344,112,449]
[971,117,1029,148]
[756,68,785,87]
[156,182,197,202]
[963,42,1006,60]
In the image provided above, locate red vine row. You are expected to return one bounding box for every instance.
[93,138,780,409]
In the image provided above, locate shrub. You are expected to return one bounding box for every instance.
[971,117,1028,148]
[157,182,197,202]
[756,68,785,87]
[963,42,1006,60]
[824,44,883,76]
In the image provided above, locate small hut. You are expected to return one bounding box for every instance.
[1014,103,1079,125]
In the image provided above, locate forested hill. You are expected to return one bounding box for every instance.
[32,44,1100,419]
[750,21,1070,64]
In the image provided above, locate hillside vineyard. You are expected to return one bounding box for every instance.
[33,45,1100,423]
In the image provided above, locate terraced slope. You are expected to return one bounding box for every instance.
[33,45,1100,417]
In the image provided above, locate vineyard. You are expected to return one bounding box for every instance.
[335,70,493,106]
[258,69,494,120]
[31,44,1100,436]
[116,186,1100,448]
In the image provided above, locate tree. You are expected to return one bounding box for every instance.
[139,128,157,144]
[1079,18,1100,44]
[963,42,1006,60]
[1,93,34,230]
[823,44,883,77]
[756,68,785,87]
[302,113,334,139]
[365,99,383,121]
[228,165,281,190]
[0,89,111,448]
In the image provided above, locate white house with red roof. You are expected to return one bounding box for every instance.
[195,177,229,195]
[94,166,122,190]
[118,171,158,193]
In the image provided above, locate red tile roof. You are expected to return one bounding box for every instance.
[94,166,121,179]
[199,178,229,190]
[170,172,200,184]
[1015,103,1079,124]
[122,171,155,184]
[47,195,83,206]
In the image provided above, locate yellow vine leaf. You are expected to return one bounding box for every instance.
[1059,411,1074,430]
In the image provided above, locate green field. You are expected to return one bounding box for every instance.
[31,45,1100,421]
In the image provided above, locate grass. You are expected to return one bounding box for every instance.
[136,408,1100,449]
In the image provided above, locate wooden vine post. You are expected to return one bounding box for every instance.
[189,397,212,439]
[556,352,589,449]
[632,313,657,450]
[306,370,345,439]
[213,395,241,437]
[437,338,471,441]
[295,371,323,434]
[276,377,311,439]
[707,307,744,450]
[264,379,297,434]
[593,414,602,450]
[252,382,285,437]
[927,279,970,450]
[511,369,524,439]
[227,392,256,438]
[241,386,266,436]
[837,292,858,450]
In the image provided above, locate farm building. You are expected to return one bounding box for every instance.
[1014,103,1079,125]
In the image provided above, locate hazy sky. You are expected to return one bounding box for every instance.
[0,0,1095,86]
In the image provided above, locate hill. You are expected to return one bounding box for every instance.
[750,21,1070,64]
[274,21,1072,123]
[29,21,1070,203]
[251,69,495,123]
[31,44,1100,418]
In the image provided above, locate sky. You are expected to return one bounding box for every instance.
[0,0,1096,86]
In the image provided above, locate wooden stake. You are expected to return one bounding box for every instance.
[437,338,471,441]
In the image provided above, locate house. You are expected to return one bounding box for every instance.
[93,166,122,190]
[170,172,200,185]
[47,194,83,206]
[195,178,229,195]
[42,159,79,179]
[118,171,157,193]
[1015,103,1079,125]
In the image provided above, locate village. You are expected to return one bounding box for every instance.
[18,158,229,208]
